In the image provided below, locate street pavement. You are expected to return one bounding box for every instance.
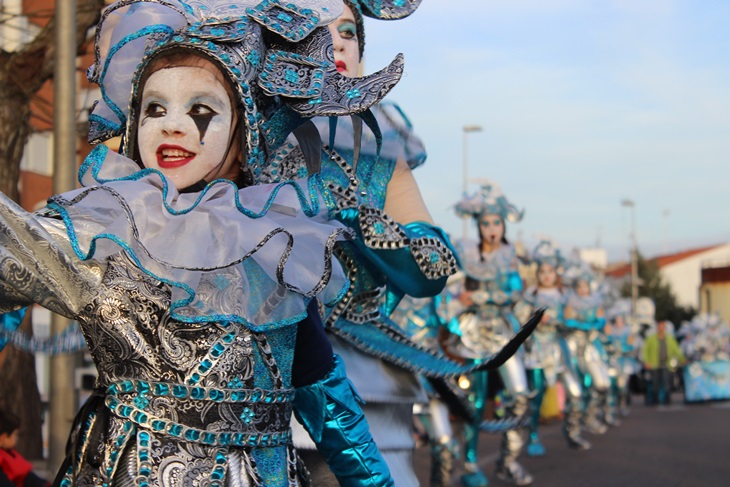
[414,394,730,487]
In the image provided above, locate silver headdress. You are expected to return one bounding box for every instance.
[454,179,524,223]
[562,254,601,289]
[531,239,565,271]
[343,0,422,58]
[87,0,405,177]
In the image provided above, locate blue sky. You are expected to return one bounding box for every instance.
[363,0,730,261]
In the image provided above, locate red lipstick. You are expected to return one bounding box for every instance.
[156,144,196,168]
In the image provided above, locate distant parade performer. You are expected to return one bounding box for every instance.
[520,240,592,453]
[605,299,640,417]
[563,261,615,434]
[448,181,533,487]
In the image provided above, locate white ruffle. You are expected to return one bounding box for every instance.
[49,146,350,330]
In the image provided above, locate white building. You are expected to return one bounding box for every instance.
[606,243,730,309]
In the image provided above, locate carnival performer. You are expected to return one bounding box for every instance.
[0,1,415,485]
[679,313,730,402]
[389,292,462,487]
[605,299,639,417]
[262,3,541,486]
[563,262,615,434]
[519,241,591,454]
[448,181,533,487]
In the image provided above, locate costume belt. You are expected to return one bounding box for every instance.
[105,379,294,447]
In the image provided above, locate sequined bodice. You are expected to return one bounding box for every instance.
[83,253,259,389]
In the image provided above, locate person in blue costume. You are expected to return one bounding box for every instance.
[260,3,542,486]
[0,1,415,485]
[447,181,533,487]
[519,241,591,455]
[604,299,639,417]
[389,292,462,487]
[563,261,614,435]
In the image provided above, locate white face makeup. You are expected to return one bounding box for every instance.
[327,4,360,78]
[478,214,505,247]
[137,61,238,190]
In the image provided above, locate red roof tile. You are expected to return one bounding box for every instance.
[605,244,723,279]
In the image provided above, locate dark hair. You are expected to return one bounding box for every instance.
[0,408,20,436]
[476,216,509,261]
[130,49,247,187]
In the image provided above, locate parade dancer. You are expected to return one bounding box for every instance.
[263,4,541,485]
[563,262,614,434]
[448,181,533,487]
[605,299,639,417]
[0,1,411,484]
[390,293,463,487]
[520,241,591,454]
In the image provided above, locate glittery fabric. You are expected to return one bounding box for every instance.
[450,242,524,357]
[521,287,568,379]
[0,145,355,486]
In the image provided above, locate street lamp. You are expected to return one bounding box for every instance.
[621,199,638,330]
[462,124,482,238]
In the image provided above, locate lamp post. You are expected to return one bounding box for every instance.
[621,199,638,329]
[462,124,482,238]
[49,0,78,472]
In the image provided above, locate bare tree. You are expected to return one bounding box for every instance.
[0,0,105,458]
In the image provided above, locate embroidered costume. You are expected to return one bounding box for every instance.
[450,181,533,487]
[0,1,415,485]
[520,241,591,454]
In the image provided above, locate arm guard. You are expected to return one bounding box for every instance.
[338,206,458,302]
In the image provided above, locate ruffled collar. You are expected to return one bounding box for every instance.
[46,145,349,331]
[455,239,517,281]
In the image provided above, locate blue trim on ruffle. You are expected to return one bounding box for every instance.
[80,146,327,219]
[54,148,348,331]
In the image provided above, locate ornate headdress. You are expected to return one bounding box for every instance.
[531,239,565,271]
[454,179,524,223]
[343,0,422,59]
[562,252,600,288]
[87,0,404,178]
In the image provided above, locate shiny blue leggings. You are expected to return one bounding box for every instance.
[526,369,547,437]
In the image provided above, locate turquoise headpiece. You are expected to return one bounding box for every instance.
[454,180,524,223]
[87,0,405,176]
[344,0,423,59]
[531,240,565,271]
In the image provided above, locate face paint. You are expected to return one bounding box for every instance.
[478,214,504,245]
[189,106,216,144]
[328,4,360,78]
[137,61,239,190]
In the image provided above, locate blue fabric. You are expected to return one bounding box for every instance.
[339,217,449,299]
[0,308,28,352]
[565,318,605,331]
[683,361,730,402]
[292,300,334,388]
[293,355,394,487]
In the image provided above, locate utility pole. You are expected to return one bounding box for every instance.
[49,0,78,472]
[621,199,638,331]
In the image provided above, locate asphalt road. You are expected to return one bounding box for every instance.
[414,394,730,487]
